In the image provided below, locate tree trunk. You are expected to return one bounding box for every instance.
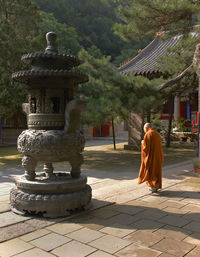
[198,77,200,157]
[147,111,151,122]
[193,43,200,157]
[158,64,193,90]
[111,117,116,150]
[0,118,2,144]
[166,95,174,148]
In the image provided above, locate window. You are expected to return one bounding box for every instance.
[30,97,36,113]
[51,97,60,113]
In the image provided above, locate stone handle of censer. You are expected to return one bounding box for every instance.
[64,100,87,134]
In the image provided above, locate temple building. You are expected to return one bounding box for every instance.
[118,32,198,149]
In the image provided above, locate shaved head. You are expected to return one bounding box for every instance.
[144,123,152,133]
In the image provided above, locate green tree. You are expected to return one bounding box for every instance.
[120,75,165,116]
[77,48,165,148]
[77,48,126,126]
[114,0,200,40]
[39,11,81,55]
[34,0,147,64]
[0,0,41,117]
[114,0,200,81]
[77,48,131,149]
[114,0,200,148]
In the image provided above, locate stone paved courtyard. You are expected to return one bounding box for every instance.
[0,142,200,257]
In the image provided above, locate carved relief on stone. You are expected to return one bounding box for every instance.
[10,184,92,218]
[125,111,144,150]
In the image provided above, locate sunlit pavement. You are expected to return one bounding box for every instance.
[0,144,200,256]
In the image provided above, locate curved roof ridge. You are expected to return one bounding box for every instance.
[118,34,181,75]
[118,37,158,70]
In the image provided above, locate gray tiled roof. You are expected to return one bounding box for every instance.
[118,35,182,75]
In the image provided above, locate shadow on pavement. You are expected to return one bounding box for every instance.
[69,199,200,243]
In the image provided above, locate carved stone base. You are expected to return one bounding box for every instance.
[10,174,92,218]
[15,173,87,194]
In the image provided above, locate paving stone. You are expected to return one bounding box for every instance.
[181,204,200,212]
[153,224,192,241]
[90,208,119,219]
[0,222,36,243]
[69,214,94,224]
[152,238,195,257]
[163,200,187,209]
[0,203,10,213]
[105,191,141,204]
[158,214,190,227]
[181,191,200,199]
[0,211,30,228]
[184,246,200,257]
[25,218,56,229]
[127,200,150,207]
[51,240,96,257]
[158,254,176,257]
[79,217,112,230]
[181,198,200,205]
[100,223,135,238]
[0,194,9,202]
[87,250,114,257]
[183,212,200,222]
[162,206,189,216]
[47,222,83,235]
[30,232,71,251]
[13,247,55,257]
[183,221,200,233]
[106,213,140,226]
[140,195,167,204]
[115,243,161,257]
[67,227,104,243]
[89,234,131,254]
[131,200,168,210]
[131,218,164,231]
[134,209,167,221]
[20,229,51,242]
[155,192,183,202]
[183,232,200,245]
[91,179,117,190]
[113,204,145,215]
[124,230,164,247]
[0,238,34,257]
[90,199,114,210]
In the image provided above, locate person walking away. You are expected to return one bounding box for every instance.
[138,123,164,193]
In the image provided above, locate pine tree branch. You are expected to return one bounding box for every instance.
[158,64,193,91]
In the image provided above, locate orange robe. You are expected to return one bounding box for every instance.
[138,128,164,189]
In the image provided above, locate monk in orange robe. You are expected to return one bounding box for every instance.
[138,123,164,193]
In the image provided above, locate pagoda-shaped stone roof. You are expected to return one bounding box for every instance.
[118,33,182,76]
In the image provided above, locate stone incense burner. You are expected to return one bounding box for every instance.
[10,32,92,218]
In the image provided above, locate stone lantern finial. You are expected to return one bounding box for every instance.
[45,32,58,54]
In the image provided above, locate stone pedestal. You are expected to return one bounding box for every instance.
[10,173,92,218]
[124,112,144,150]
